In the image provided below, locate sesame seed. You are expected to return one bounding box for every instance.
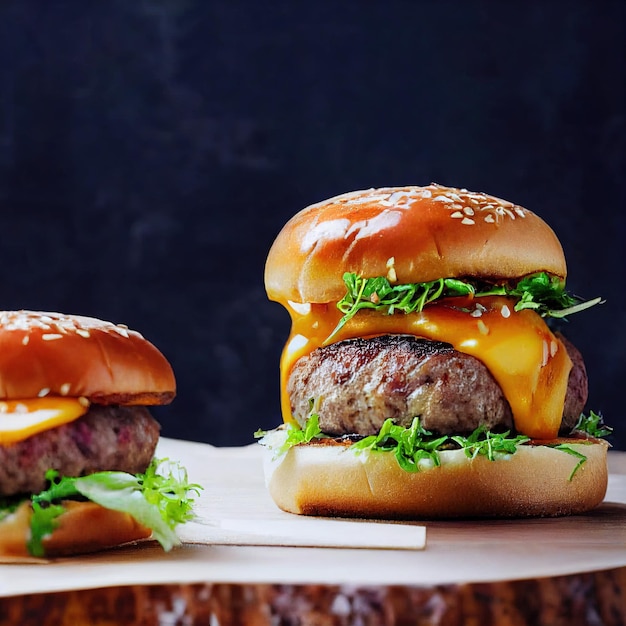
[384,190,419,207]
[542,341,549,366]
[15,403,28,414]
[423,184,530,226]
[470,309,483,318]
[42,333,63,341]
[78,397,90,407]
[451,211,464,218]
[288,301,311,315]
[60,383,71,396]
[386,257,395,268]
[38,388,50,398]
[76,329,90,338]
[477,320,489,335]
[501,305,511,318]
[22,335,29,346]
[0,402,7,413]
[550,340,558,357]
[461,217,475,225]
[387,266,397,282]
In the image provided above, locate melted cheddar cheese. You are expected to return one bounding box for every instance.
[0,398,89,444]
[278,297,572,440]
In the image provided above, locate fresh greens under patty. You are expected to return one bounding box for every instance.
[254,411,327,457]
[2,458,202,558]
[573,410,613,439]
[257,411,612,481]
[330,271,602,340]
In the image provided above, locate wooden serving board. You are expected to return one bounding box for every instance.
[0,438,625,598]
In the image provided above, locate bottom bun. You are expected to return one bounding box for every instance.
[0,500,151,561]
[262,439,609,519]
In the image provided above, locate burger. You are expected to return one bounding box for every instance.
[258,184,610,519]
[0,310,199,559]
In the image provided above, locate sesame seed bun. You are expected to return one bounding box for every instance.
[0,311,175,404]
[0,310,176,559]
[262,183,606,520]
[263,439,609,519]
[265,184,567,304]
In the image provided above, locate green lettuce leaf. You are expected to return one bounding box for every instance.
[27,501,65,558]
[28,458,201,556]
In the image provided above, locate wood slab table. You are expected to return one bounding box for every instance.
[1,438,625,625]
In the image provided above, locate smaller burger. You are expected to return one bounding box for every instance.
[258,184,609,519]
[0,310,199,560]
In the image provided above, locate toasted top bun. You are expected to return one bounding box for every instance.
[265,184,567,304]
[0,311,175,404]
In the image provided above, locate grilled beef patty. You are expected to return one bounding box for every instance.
[0,404,160,497]
[287,334,587,437]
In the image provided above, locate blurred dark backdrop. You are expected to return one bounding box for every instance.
[0,1,623,447]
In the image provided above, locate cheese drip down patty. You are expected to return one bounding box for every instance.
[0,405,160,497]
[279,297,584,440]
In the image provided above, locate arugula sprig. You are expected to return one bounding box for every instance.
[331,273,473,339]
[27,458,202,557]
[257,410,611,481]
[451,426,530,461]
[572,410,613,438]
[351,418,448,472]
[484,273,603,319]
[330,271,602,341]
[255,411,326,458]
[551,445,588,481]
[547,411,614,481]
[353,419,532,471]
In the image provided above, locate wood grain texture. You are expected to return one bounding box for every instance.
[1,568,625,626]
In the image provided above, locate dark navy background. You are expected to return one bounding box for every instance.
[0,1,624,447]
